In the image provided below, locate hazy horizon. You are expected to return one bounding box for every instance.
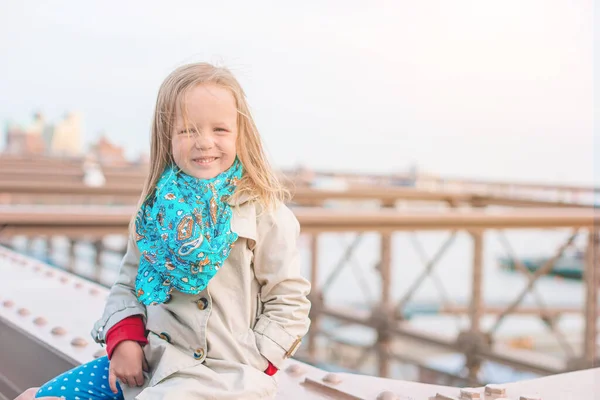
[0,0,596,185]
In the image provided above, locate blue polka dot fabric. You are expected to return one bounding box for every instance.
[35,356,123,399]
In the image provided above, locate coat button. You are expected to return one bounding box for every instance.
[196,297,209,310]
[193,348,205,360]
[159,332,171,343]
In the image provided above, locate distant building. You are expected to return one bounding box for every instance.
[4,112,83,157]
[50,112,82,157]
[2,111,145,167]
[4,113,47,155]
[88,133,128,166]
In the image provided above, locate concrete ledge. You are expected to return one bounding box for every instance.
[0,317,80,399]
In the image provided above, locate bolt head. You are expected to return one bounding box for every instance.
[71,337,88,347]
[17,308,30,316]
[51,326,67,336]
[377,391,400,400]
[322,373,342,385]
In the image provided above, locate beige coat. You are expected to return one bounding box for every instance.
[90,200,312,400]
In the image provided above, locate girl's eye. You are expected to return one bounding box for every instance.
[214,128,228,132]
[178,129,197,135]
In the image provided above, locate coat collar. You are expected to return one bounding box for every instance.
[230,199,257,243]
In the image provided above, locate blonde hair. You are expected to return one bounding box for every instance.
[130,63,289,231]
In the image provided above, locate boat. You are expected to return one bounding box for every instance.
[498,249,584,280]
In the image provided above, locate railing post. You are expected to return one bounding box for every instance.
[457,229,487,382]
[377,231,393,377]
[39,236,48,261]
[67,238,76,272]
[469,230,484,333]
[25,236,35,256]
[307,233,321,361]
[583,229,599,367]
[93,239,103,282]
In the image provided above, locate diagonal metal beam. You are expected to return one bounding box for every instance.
[396,231,458,312]
[408,232,457,307]
[488,229,579,334]
[321,233,365,294]
[583,229,599,366]
[496,230,576,357]
[347,255,375,305]
[348,345,375,370]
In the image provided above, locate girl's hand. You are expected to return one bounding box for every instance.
[108,340,149,393]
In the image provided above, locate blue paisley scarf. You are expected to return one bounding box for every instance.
[134,159,243,305]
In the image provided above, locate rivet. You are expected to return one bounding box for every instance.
[60,276,69,283]
[377,391,400,400]
[71,337,88,347]
[322,373,342,385]
[45,270,54,277]
[459,388,481,399]
[435,393,460,400]
[2,300,14,308]
[51,326,67,336]
[33,317,48,326]
[484,384,506,396]
[285,363,307,376]
[93,349,107,358]
[90,288,99,296]
[17,308,30,316]
[75,282,83,289]
[34,266,42,272]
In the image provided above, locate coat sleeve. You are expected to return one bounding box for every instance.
[252,204,312,369]
[90,235,147,344]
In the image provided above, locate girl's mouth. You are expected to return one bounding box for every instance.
[192,157,218,165]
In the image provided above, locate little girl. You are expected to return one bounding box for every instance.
[23,62,312,400]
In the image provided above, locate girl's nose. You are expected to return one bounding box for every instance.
[193,133,214,150]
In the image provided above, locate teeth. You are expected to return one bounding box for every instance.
[194,157,216,164]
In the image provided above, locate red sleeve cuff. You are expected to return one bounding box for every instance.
[264,361,278,376]
[105,315,148,359]
[105,315,277,377]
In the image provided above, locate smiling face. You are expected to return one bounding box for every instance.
[171,83,238,180]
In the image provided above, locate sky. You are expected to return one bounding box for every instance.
[0,0,595,185]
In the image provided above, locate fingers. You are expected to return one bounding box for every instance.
[120,375,144,388]
[109,369,119,394]
[110,370,145,391]
[133,370,144,387]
